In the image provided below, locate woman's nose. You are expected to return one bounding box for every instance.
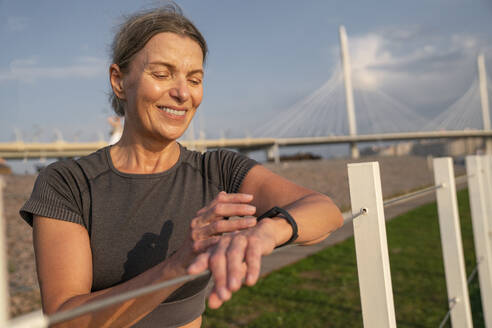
[169,79,190,103]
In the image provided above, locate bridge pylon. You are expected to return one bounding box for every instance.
[339,25,359,159]
[478,53,492,154]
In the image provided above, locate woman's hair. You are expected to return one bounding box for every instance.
[109,4,208,116]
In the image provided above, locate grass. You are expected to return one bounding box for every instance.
[202,189,484,327]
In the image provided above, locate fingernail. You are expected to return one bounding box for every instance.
[219,288,229,300]
[229,277,238,289]
[246,205,256,212]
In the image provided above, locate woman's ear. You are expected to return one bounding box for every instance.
[109,64,126,100]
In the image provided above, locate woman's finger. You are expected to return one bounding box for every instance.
[192,236,220,252]
[207,291,223,309]
[187,252,210,275]
[204,203,256,222]
[192,203,255,231]
[212,192,253,204]
[226,234,248,292]
[196,192,254,217]
[209,237,232,302]
[193,217,256,240]
[245,236,263,286]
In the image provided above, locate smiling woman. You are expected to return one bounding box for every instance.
[110,32,204,166]
[19,3,343,328]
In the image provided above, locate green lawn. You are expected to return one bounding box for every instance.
[202,189,484,327]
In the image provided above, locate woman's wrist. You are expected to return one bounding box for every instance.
[256,217,293,248]
[160,253,189,280]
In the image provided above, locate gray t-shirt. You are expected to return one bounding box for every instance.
[20,144,257,327]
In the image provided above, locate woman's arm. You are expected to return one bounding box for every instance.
[240,165,343,246]
[34,216,188,328]
[34,193,258,327]
[189,165,344,308]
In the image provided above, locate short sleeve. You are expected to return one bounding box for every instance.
[20,162,86,229]
[217,150,258,193]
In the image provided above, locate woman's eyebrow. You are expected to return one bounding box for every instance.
[148,61,203,76]
[148,61,174,69]
[188,69,204,76]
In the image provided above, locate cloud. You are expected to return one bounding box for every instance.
[0,56,107,83]
[6,16,29,32]
[336,27,492,108]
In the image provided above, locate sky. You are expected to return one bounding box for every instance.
[1,0,492,170]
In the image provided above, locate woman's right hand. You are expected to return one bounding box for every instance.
[169,191,258,272]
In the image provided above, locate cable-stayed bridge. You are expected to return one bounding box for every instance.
[1,63,491,161]
[252,63,492,138]
[254,65,428,138]
[1,26,491,163]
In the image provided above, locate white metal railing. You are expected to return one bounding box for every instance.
[2,156,492,327]
[466,156,492,327]
[434,157,473,326]
[0,176,9,324]
[348,162,397,327]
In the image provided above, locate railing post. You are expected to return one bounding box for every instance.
[266,143,280,164]
[0,176,9,325]
[347,162,396,328]
[6,310,48,328]
[482,156,492,257]
[467,155,492,327]
[433,157,473,327]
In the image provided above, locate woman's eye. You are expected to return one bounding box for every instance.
[153,72,169,79]
[189,79,202,86]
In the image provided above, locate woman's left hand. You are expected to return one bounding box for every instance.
[188,218,278,308]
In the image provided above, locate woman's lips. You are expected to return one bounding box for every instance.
[156,105,187,120]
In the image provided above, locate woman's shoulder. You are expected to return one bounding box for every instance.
[19,149,109,228]
[179,144,258,193]
[41,146,110,181]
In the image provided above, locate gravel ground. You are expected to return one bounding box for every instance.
[1,155,464,318]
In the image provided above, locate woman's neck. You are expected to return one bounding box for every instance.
[109,130,180,174]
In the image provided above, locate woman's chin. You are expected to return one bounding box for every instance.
[153,129,186,143]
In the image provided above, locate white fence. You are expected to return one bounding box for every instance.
[1,155,492,327]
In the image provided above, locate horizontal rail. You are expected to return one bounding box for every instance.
[2,130,492,158]
[275,130,492,147]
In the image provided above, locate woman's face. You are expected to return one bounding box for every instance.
[116,32,204,143]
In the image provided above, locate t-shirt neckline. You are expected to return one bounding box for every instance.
[104,143,184,179]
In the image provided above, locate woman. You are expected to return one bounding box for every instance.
[20,5,343,328]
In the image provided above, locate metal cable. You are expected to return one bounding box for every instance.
[438,298,458,328]
[383,174,469,208]
[383,184,444,207]
[343,207,368,223]
[467,259,482,285]
[48,271,210,325]
[436,260,481,328]
[48,245,292,325]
